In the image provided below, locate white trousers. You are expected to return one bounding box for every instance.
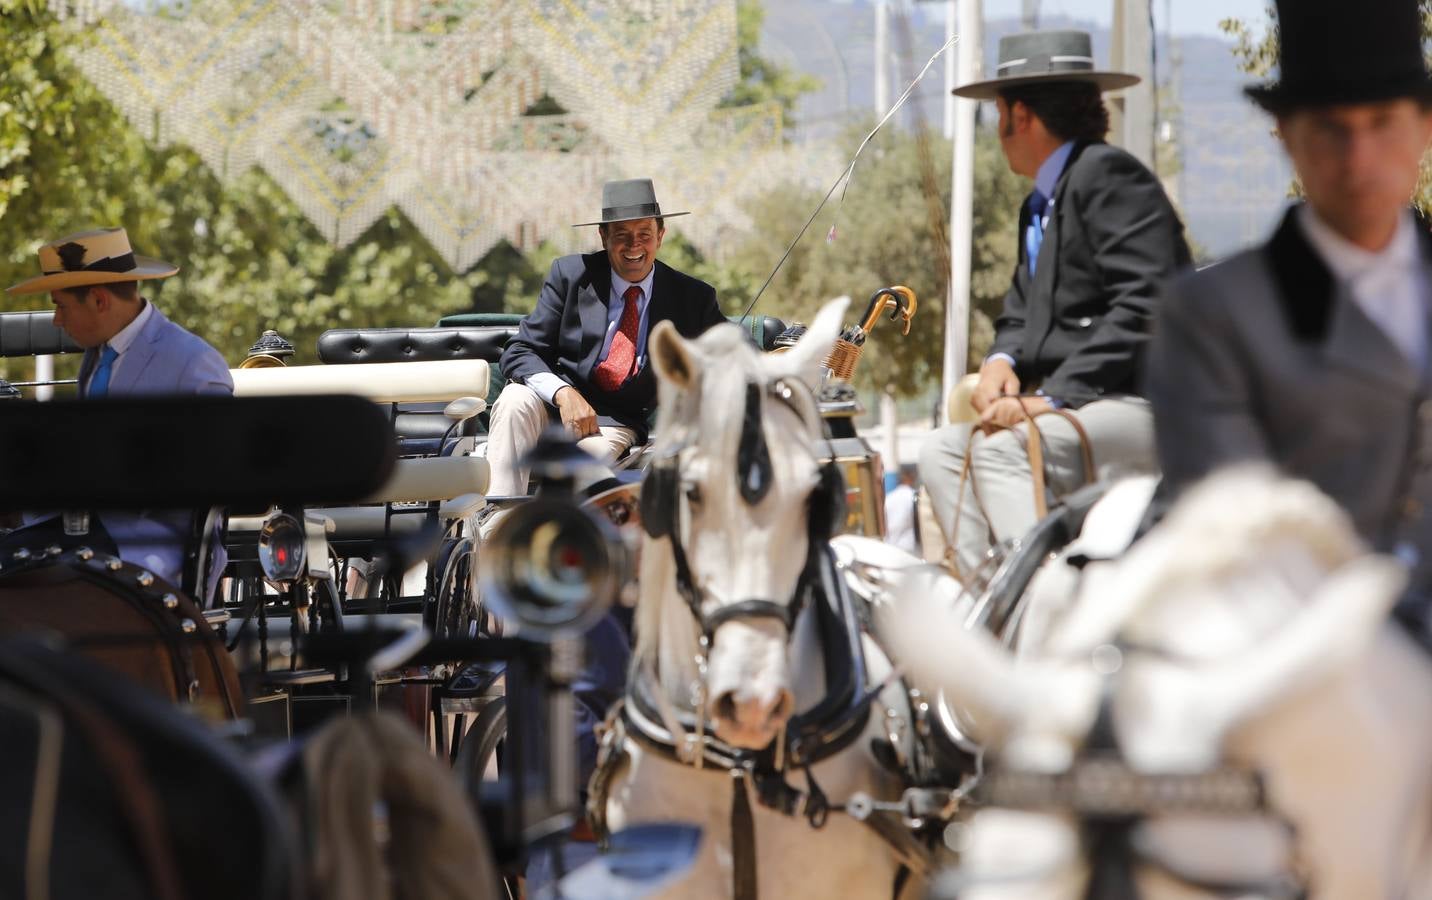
[484,382,638,497]
[918,397,1156,577]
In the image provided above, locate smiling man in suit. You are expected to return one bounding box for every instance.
[3,227,232,586]
[487,178,725,504]
[919,31,1191,579]
[1149,0,1432,608]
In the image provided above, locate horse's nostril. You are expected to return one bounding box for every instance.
[714,692,738,722]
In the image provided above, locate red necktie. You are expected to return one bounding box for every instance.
[593,285,642,391]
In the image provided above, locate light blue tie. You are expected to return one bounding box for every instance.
[1026,191,1049,276]
[88,345,118,398]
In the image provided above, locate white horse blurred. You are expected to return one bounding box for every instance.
[594,298,924,900]
[881,468,1432,899]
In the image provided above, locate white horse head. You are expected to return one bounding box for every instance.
[638,297,848,749]
[883,467,1416,896]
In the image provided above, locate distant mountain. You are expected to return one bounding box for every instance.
[759,2,1293,258]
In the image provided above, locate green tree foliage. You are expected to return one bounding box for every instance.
[714,123,1025,397]
[1222,2,1432,210]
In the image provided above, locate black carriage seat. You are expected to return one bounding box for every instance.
[316,315,789,455]
[0,310,82,357]
[316,324,515,451]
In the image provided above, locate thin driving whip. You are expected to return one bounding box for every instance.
[739,31,961,322]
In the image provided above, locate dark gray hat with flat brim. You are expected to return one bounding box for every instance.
[573,178,690,227]
[953,30,1140,100]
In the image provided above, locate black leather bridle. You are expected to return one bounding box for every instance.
[639,376,844,646]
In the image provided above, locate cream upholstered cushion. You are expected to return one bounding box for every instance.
[231,359,489,404]
[363,456,490,503]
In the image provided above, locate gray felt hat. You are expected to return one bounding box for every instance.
[953,30,1140,100]
[573,178,690,227]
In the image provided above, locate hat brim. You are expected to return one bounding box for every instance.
[6,256,179,295]
[953,70,1140,100]
[572,210,690,227]
[1245,77,1432,113]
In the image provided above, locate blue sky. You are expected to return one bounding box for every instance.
[978,0,1271,37]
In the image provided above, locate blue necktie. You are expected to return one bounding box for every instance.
[1026,192,1049,275]
[88,345,118,398]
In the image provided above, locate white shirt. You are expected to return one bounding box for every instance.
[884,482,919,554]
[527,266,656,405]
[1297,205,1428,369]
[86,298,153,392]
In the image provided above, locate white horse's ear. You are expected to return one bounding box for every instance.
[649,320,698,391]
[772,296,850,390]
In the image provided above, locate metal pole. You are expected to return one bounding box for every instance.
[881,390,900,476]
[941,0,980,425]
[1110,0,1155,166]
[35,355,53,401]
[943,0,956,139]
[875,0,890,113]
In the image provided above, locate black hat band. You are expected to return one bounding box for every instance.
[600,202,663,222]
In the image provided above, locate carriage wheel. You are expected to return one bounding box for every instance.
[453,695,507,790]
[428,536,481,640]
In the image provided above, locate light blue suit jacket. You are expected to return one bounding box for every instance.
[77,304,233,590]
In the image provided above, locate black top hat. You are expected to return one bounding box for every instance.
[572,178,690,227]
[1247,0,1432,112]
[953,30,1139,100]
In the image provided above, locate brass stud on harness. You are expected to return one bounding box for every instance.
[105,557,123,572]
[44,545,63,557]
[180,619,197,634]
[135,571,154,587]
[11,548,30,561]
[161,593,179,610]
[74,547,93,561]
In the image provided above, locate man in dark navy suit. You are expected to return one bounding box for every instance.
[485,180,724,824]
[487,178,725,506]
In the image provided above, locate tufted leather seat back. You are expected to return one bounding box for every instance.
[0,311,81,358]
[315,326,514,367]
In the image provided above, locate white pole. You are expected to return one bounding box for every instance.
[942,0,980,425]
[881,390,900,473]
[1111,0,1155,166]
[943,0,956,139]
[35,355,53,402]
[875,0,890,113]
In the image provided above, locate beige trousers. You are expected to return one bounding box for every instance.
[484,382,638,498]
[918,397,1156,577]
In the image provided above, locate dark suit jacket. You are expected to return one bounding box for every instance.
[1148,205,1432,590]
[500,252,724,439]
[990,141,1191,408]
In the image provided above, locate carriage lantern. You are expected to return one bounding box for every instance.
[479,433,628,641]
[781,286,919,540]
[239,329,295,369]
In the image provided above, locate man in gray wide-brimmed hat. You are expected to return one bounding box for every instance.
[920,30,1191,579]
[487,178,725,505]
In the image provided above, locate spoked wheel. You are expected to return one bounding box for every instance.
[427,534,482,640]
[453,694,507,789]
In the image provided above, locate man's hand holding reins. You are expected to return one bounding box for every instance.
[980,395,1055,430]
[555,386,599,439]
[972,357,1021,412]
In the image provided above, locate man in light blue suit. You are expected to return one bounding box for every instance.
[4,227,232,591]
